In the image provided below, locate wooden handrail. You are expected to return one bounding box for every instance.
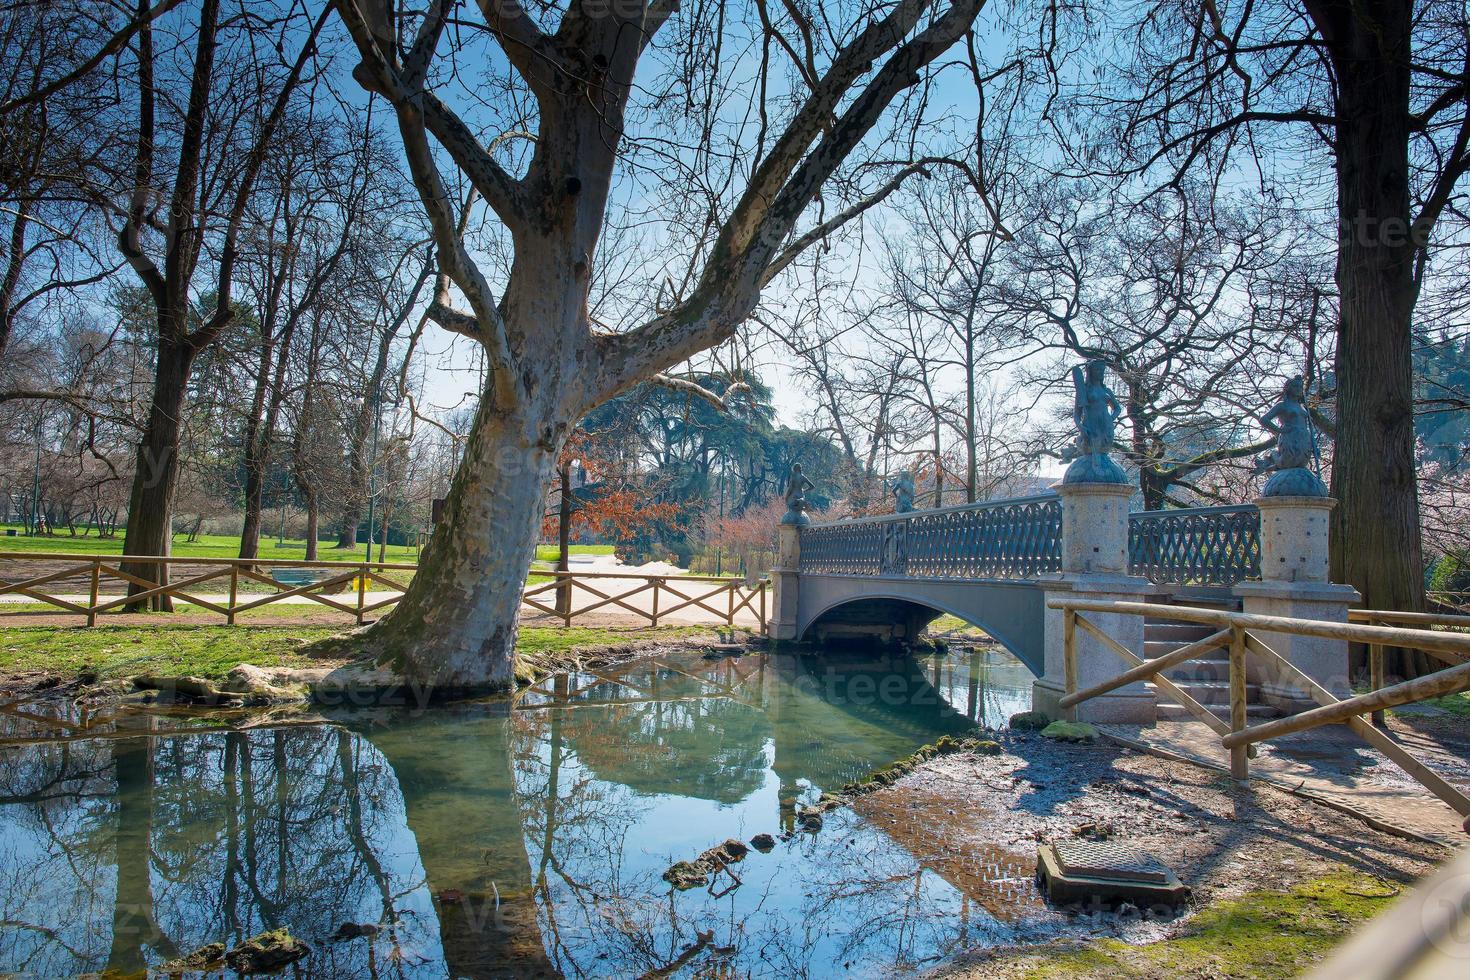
[1053,595,1470,824]
[1221,660,1470,749]
[1048,598,1470,661]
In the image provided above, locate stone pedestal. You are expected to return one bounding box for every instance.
[1033,482,1157,724]
[769,523,801,640]
[1233,496,1359,711]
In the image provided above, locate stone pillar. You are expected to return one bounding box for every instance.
[769,522,801,640]
[1033,482,1157,724]
[1233,496,1359,711]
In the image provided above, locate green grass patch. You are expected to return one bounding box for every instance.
[0,526,421,562]
[0,621,733,683]
[0,625,341,681]
[532,544,615,561]
[1407,690,1470,716]
[1006,872,1404,979]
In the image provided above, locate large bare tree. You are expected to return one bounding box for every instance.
[332,0,989,690]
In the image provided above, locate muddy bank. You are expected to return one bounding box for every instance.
[828,729,1447,977]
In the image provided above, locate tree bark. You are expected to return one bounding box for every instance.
[1311,0,1429,674]
[356,397,562,691]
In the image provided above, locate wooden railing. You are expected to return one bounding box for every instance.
[1053,597,1470,827]
[522,571,767,628]
[0,553,768,629]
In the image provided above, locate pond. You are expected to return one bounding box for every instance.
[0,645,1046,978]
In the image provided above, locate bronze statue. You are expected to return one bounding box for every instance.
[1255,376,1326,496]
[782,463,816,525]
[889,470,915,513]
[1061,359,1128,484]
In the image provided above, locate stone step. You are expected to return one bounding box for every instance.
[1144,622,1220,642]
[1156,700,1280,722]
[1161,659,1232,682]
[1144,639,1229,660]
[1158,679,1261,706]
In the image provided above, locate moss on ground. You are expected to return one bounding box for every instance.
[997,872,1404,979]
[0,622,729,684]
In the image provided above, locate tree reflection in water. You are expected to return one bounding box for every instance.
[0,646,1042,977]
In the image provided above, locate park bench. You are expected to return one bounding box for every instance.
[269,567,350,595]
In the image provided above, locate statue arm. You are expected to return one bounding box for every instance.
[1259,403,1284,435]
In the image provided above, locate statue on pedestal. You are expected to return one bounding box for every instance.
[1061,359,1128,484]
[1255,376,1327,497]
[782,463,815,525]
[889,470,915,513]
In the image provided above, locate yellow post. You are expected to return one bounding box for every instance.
[1062,608,1077,721]
[87,560,100,627]
[1229,625,1250,782]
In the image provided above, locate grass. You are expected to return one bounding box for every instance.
[998,872,1405,979]
[0,526,420,562]
[1410,690,1470,716]
[0,528,616,566]
[0,620,729,683]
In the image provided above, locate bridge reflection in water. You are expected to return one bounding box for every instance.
[0,645,1044,979]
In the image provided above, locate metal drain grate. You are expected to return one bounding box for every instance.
[1053,839,1172,885]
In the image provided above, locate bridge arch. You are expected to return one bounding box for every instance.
[795,577,1046,675]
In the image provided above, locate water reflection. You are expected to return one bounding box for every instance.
[0,646,1038,978]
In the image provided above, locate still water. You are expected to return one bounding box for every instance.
[0,646,1040,978]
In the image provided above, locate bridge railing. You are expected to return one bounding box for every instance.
[799,494,1063,580]
[1128,504,1260,588]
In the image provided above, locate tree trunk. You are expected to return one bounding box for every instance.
[238,374,270,561]
[353,399,562,691]
[303,493,319,561]
[121,333,193,609]
[1316,0,1429,675]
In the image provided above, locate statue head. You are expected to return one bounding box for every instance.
[1085,359,1108,384]
[1283,375,1305,402]
[791,463,803,475]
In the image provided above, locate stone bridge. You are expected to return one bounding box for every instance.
[764,483,1335,723]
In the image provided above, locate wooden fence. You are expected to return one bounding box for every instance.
[0,553,768,629]
[1053,597,1470,829]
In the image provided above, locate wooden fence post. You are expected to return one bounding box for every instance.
[759,580,767,631]
[1062,608,1077,721]
[1229,625,1250,782]
[650,578,660,627]
[356,563,368,625]
[562,573,573,627]
[227,564,239,626]
[727,581,735,626]
[87,559,100,627]
[1370,626,1386,728]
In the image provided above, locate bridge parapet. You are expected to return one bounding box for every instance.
[799,494,1063,580]
[1128,504,1261,588]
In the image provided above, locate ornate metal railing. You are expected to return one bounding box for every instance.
[799,494,1063,580]
[1128,504,1260,587]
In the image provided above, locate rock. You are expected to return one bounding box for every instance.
[712,838,748,862]
[750,833,776,852]
[798,811,824,832]
[224,929,310,973]
[1072,821,1113,840]
[134,674,227,701]
[1040,720,1100,743]
[662,860,710,890]
[159,942,226,971]
[974,740,1003,755]
[331,922,380,941]
[1009,710,1051,731]
[222,663,312,701]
